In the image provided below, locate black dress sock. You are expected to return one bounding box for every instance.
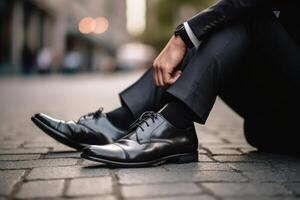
[106,106,135,131]
[160,99,195,129]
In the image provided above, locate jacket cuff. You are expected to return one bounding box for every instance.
[175,25,194,48]
[183,22,202,48]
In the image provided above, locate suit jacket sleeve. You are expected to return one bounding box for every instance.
[187,0,282,40]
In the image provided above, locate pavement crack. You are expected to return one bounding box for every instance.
[110,169,124,200]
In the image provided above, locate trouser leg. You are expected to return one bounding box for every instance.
[168,11,300,123]
[119,48,196,119]
[166,22,251,124]
[120,21,251,123]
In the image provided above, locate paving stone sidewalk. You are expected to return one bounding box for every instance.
[0,72,300,200]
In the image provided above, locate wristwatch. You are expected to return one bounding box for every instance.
[174,24,194,48]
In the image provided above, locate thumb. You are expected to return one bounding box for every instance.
[168,70,182,85]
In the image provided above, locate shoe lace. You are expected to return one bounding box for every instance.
[128,111,158,132]
[79,107,104,120]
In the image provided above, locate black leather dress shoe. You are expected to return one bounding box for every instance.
[31,108,126,151]
[81,111,199,167]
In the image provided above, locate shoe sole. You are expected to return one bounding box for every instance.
[80,152,198,167]
[31,116,87,151]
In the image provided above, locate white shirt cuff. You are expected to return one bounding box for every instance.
[184,22,202,48]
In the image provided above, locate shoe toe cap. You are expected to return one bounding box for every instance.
[33,113,62,128]
[83,144,127,161]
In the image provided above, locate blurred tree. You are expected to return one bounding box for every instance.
[141,0,214,51]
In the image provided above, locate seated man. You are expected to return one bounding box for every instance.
[32,0,300,167]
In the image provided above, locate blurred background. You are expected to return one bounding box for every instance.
[0,0,213,75]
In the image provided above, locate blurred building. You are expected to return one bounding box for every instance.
[0,0,129,74]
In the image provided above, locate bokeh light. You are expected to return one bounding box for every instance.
[78,17,96,34]
[93,17,109,34]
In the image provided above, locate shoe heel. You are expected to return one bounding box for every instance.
[171,153,198,164]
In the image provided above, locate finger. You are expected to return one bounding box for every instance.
[162,67,172,85]
[152,66,156,85]
[174,70,182,77]
[158,67,165,86]
[168,70,182,85]
[153,66,159,86]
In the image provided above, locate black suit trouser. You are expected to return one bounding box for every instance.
[119,11,300,152]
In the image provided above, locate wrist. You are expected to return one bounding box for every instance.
[172,35,186,49]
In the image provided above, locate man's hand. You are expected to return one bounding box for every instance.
[153,35,187,87]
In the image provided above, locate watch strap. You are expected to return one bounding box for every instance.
[175,24,194,48]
